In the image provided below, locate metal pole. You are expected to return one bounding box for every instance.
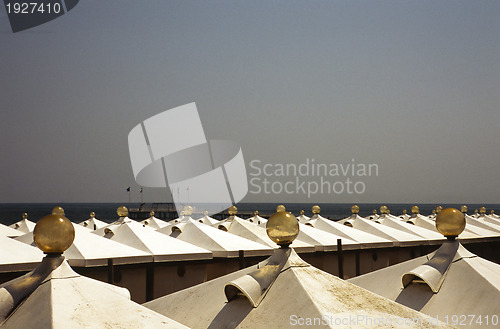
[337,239,344,279]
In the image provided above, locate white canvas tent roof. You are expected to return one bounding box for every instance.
[298,223,360,251]
[15,223,153,266]
[337,215,430,246]
[406,214,479,239]
[197,212,219,225]
[8,218,36,233]
[78,217,108,230]
[305,214,393,248]
[93,218,212,262]
[296,211,310,224]
[373,214,444,242]
[216,216,315,253]
[0,224,23,238]
[465,214,500,234]
[0,256,188,328]
[349,240,500,328]
[0,234,43,272]
[245,212,267,225]
[158,218,273,258]
[144,247,454,329]
[140,215,170,229]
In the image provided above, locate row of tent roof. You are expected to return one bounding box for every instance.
[1,206,499,328]
[2,205,500,274]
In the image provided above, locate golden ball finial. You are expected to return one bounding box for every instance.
[300,210,304,215]
[117,206,128,217]
[372,209,377,214]
[312,205,320,214]
[411,206,419,214]
[33,213,75,254]
[479,206,486,214]
[474,209,478,214]
[22,212,28,219]
[266,210,299,247]
[276,205,286,212]
[183,205,193,216]
[228,206,237,216]
[403,209,407,214]
[432,210,436,215]
[380,205,388,214]
[150,211,155,216]
[436,208,465,239]
[90,212,95,218]
[491,210,495,215]
[461,205,468,213]
[52,206,65,216]
[351,205,360,214]
[254,210,259,216]
[436,206,443,213]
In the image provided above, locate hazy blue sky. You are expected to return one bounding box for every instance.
[1,1,499,204]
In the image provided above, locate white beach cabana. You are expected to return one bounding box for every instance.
[307,205,393,248]
[0,234,43,273]
[0,223,23,238]
[93,207,212,262]
[78,211,108,230]
[144,210,454,329]
[8,212,36,233]
[372,207,444,242]
[246,210,267,225]
[214,209,315,253]
[406,206,479,239]
[337,205,431,247]
[197,211,219,225]
[158,217,273,258]
[140,211,170,229]
[296,209,310,223]
[0,213,188,329]
[398,209,410,221]
[349,208,500,328]
[15,223,153,267]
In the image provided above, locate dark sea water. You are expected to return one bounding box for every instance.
[1,202,499,225]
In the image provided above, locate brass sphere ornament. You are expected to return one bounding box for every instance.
[254,210,259,216]
[52,206,65,216]
[33,213,75,254]
[150,211,155,217]
[276,204,286,212]
[411,206,419,214]
[228,206,237,216]
[436,206,443,213]
[403,209,407,214]
[435,208,466,239]
[266,210,299,248]
[479,206,486,214]
[380,205,388,214]
[22,212,28,219]
[372,209,377,214]
[183,205,193,216]
[461,205,468,213]
[117,206,128,217]
[351,205,360,214]
[90,212,95,218]
[300,210,304,215]
[312,205,320,214]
